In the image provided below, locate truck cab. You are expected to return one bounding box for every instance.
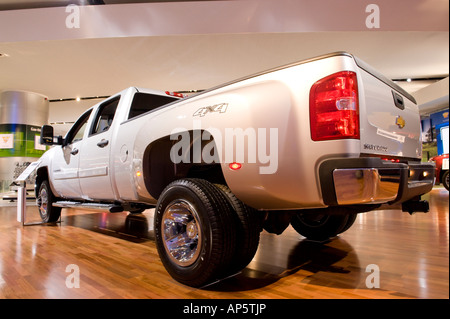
[36,87,180,216]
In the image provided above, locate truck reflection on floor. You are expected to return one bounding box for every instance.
[63,210,154,242]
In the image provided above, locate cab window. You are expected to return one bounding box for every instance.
[91,96,120,135]
[65,109,92,145]
[128,93,177,120]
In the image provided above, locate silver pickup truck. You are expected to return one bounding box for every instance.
[36,52,434,287]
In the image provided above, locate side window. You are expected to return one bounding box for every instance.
[91,96,120,135]
[65,109,92,145]
[72,121,89,143]
[128,93,177,120]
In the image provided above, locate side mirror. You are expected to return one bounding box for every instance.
[40,125,63,145]
[40,125,54,145]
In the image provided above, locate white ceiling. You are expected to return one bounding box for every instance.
[0,0,448,110]
[1,32,448,98]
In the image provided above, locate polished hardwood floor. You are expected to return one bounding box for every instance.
[0,187,448,299]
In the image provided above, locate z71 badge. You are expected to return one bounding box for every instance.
[193,103,228,117]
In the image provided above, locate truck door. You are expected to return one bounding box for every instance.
[78,96,120,200]
[50,109,92,199]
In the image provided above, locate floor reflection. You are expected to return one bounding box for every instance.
[205,236,362,292]
[0,186,447,298]
[62,210,155,242]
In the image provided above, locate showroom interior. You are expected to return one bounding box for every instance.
[0,0,448,300]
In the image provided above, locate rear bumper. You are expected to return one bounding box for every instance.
[319,158,435,206]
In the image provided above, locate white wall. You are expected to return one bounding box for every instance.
[413,77,449,115]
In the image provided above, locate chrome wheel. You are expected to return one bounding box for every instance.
[162,200,202,267]
[38,187,48,220]
[36,180,61,223]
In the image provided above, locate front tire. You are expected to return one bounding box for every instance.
[37,180,62,223]
[154,178,236,287]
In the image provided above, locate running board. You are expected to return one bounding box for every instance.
[53,201,124,213]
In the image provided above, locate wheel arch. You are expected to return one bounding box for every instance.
[35,166,49,197]
[142,129,227,199]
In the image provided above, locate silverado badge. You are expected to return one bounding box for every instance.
[396,116,406,129]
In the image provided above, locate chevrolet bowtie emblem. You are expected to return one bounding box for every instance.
[396,116,406,129]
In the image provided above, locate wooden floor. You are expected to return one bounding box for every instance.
[0,186,448,299]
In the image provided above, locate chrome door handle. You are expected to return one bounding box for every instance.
[97,139,109,148]
[70,148,79,155]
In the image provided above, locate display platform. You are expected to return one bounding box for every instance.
[0,186,448,299]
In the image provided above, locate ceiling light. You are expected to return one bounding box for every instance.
[406,78,412,82]
[0,53,9,58]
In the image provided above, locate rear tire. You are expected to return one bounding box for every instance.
[290,208,354,241]
[338,212,357,234]
[215,184,261,275]
[154,178,236,287]
[37,180,62,223]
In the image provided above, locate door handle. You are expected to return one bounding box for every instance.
[97,139,109,148]
[70,148,79,155]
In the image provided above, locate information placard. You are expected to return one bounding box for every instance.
[15,161,41,182]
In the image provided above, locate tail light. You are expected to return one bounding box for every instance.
[309,71,360,141]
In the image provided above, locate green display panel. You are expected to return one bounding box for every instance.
[0,124,47,158]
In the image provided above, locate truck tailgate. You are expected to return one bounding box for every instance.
[356,59,422,160]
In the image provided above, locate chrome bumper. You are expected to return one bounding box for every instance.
[333,168,400,205]
[319,158,435,206]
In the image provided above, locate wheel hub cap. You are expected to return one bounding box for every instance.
[38,188,48,219]
[162,200,202,267]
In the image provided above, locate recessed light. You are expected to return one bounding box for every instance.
[0,53,9,58]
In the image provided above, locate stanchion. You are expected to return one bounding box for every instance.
[17,181,26,224]
[15,161,61,226]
